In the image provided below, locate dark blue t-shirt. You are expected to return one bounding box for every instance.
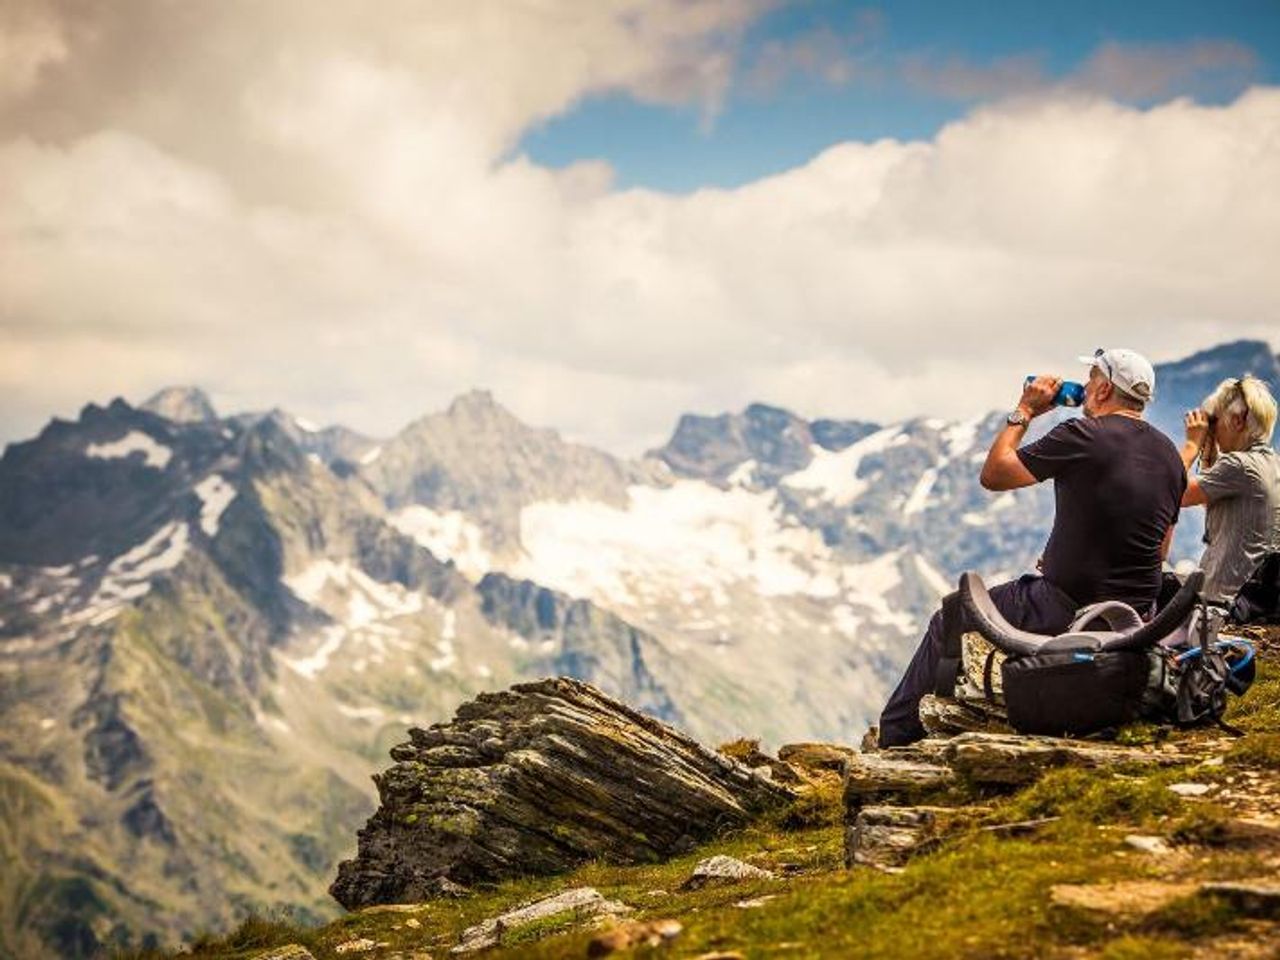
[1016,415,1185,611]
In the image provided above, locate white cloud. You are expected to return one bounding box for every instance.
[1,3,1277,455]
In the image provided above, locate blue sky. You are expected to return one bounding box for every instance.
[521,0,1280,192]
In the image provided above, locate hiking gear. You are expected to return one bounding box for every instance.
[957,569,1254,737]
[1023,377,1085,407]
[1229,551,1280,624]
[1078,347,1155,401]
[878,574,1078,748]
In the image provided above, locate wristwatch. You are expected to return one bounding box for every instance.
[1006,409,1030,427]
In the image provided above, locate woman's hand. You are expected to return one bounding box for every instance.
[1184,408,1211,448]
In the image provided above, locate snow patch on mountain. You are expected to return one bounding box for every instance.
[294,416,320,432]
[65,521,190,626]
[902,467,938,516]
[279,560,429,679]
[282,625,346,679]
[86,430,172,469]
[913,553,954,598]
[359,445,383,465]
[193,475,236,536]
[337,703,386,722]
[942,415,986,458]
[390,506,491,579]
[284,560,424,626]
[514,481,837,607]
[781,427,905,505]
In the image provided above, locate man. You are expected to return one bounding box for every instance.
[877,348,1186,747]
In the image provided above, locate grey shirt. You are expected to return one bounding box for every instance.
[1198,440,1280,601]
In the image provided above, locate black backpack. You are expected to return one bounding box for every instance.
[955,571,1255,737]
[1228,551,1280,625]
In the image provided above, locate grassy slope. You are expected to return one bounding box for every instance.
[129,643,1280,960]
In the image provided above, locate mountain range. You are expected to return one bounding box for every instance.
[0,338,1276,957]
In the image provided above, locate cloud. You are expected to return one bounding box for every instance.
[744,10,886,93]
[902,40,1260,103]
[0,0,68,101]
[1,3,1278,456]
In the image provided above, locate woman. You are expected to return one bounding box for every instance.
[1182,375,1280,603]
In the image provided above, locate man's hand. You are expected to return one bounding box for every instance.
[1184,409,1210,448]
[1019,375,1061,419]
[980,374,1050,492]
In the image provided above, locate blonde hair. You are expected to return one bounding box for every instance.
[1203,375,1278,445]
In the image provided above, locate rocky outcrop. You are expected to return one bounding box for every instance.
[330,678,791,909]
[649,402,878,484]
[842,731,1192,869]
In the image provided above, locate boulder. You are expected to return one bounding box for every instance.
[331,678,791,909]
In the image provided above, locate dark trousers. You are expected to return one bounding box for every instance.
[878,574,1079,748]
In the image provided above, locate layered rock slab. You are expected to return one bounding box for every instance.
[330,678,791,909]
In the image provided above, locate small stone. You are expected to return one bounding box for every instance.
[452,887,630,953]
[1124,835,1174,856]
[405,917,422,929]
[334,940,378,955]
[776,742,856,773]
[693,953,745,960]
[681,855,774,890]
[734,895,778,909]
[1169,782,1213,797]
[252,946,316,960]
[586,919,682,957]
[846,806,944,869]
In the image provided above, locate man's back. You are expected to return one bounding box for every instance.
[1018,415,1185,610]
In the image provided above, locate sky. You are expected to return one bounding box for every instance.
[1,0,1279,456]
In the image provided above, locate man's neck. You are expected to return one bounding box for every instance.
[1088,407,1144,420]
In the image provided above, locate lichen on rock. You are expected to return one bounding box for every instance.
[330,677,791,909]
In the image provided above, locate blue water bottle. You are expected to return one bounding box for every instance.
[1025,377,1086,407]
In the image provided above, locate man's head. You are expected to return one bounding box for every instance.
[1079,347,1155,418]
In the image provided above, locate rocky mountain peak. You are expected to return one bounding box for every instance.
[140,386,217,423]
[650,401,879,483]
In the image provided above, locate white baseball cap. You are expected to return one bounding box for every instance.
[1078,347,1155,401]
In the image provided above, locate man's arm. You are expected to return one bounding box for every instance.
[979,376,1060,491]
